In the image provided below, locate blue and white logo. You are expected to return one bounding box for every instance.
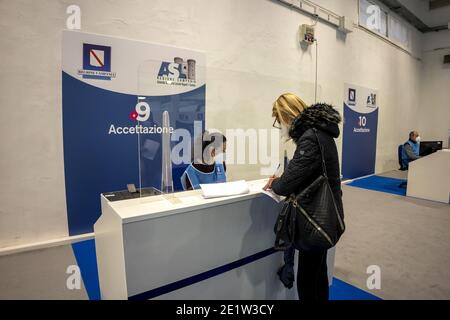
[366,93,377,108]
[157,57,196,87]
[348,88,356,105]
[78,43,116,80]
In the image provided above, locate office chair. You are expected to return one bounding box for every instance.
[398,144,407,188]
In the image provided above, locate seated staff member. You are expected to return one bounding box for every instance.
[401,130,421,169]
[181,131,227,190]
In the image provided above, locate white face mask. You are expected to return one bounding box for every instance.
[280,123,290,139]
[416,136,421,143]
[215,152,226,163]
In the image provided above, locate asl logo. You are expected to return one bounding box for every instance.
[78,43,116,80]
[158,62,187,79]
[366,93,377,108]
[157,57,196,86]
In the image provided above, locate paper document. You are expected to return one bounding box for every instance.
[261,189,284,203]
[247,179,285,203]
[200,180,250,199]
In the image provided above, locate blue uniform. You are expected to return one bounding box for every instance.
[180,162,226,190]
[401,140,420,168]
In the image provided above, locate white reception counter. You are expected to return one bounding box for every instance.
[407,150,450,203]
[94,179,336,300]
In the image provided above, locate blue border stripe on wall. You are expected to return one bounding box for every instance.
[128,247,278,300]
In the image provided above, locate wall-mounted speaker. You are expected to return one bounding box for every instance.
[444,55,450,64]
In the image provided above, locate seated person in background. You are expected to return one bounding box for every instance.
[180,131,227,190]
[401,130,421,169]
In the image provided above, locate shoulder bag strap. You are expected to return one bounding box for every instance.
[312,128,328,178]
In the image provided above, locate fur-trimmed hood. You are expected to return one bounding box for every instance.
[289,103,342,141]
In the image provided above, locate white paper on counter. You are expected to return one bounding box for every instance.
[262,190,284,203]
[247,179,285,203]
[200,180,250,199]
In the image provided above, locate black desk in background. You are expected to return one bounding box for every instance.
[419,141,443,156]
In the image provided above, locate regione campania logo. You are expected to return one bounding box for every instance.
[78,43,116,80]
[348,88,356,106]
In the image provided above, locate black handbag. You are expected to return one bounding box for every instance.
[290,128,345,251]
[273,199,296,250]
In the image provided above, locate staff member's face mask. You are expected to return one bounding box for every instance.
[215,151,226,163]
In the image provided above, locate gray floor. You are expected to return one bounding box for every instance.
[335,171,450,300]
[377,169,408,180]
[0,245,88,299]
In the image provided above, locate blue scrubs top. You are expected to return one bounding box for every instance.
[401,140,420,168]
[180,162,226,190]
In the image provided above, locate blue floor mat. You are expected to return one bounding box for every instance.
[329,278,382,300]
[72,239,101,300]
[347,175,407,196]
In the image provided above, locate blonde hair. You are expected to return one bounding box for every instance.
[272,93,308,126]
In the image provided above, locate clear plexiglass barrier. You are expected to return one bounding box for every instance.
[135,59,320,200]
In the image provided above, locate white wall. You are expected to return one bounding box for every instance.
[419,29,450,147]
[423,28,450,51]
[0,0,69,248]
[0,0,432,247]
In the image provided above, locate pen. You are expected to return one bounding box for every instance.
[263,164,280,191]
[273,164,280,177]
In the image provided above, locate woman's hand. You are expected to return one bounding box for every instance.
[263,175,277,191]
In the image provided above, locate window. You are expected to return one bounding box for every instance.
[359,0,413,51]
[359,0,388,37]
[388,15,411,49]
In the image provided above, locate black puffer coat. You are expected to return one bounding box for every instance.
[271,103,344,217]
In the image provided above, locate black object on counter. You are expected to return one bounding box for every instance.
[102,187,162,202]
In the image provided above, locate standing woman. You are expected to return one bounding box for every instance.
[264,93,344,301]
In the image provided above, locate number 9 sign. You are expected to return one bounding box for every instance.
[135,101,150,122]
